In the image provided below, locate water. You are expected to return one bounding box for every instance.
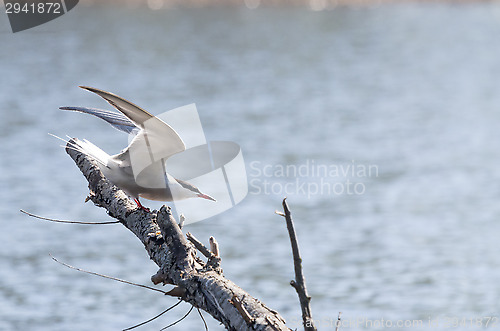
[1,3,500,330]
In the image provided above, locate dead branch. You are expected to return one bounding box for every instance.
[160,305,194,330]
[186,232,222,272]
[278,198,316,331]
[51,255,172,296]
[198,307,209,331]
[210,236,220,257]
[123,300,183,331]
[186,232,213,259]
[335,312,342,331]
[65,138,290,331]
[20,209,120,225]
[230,295,255,326]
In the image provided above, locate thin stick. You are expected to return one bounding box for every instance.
[279,198,316,331]
[229,295,254,325]
[20,209,120,225]
[335,312,342,331]
[50,255,168,295]
[178,214,185,229]
[197,308,209,331]
[186,232,213,259]
[160,305,194,330]
[209,236,219,257]
[122,300,182,331]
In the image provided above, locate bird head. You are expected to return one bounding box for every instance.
[196,192,217,201]
[172,177,216,202]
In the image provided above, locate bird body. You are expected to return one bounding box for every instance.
[61,86,215,209]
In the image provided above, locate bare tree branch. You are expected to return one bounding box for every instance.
[123,300,183,331]
[229,295,255,326]
[278,198,317,331]
[64,138,290,331]
[186,232,213,259]
[335,312,342,331]
[160,305,194,330]
[197,307,209,331]
[20,209,120,225]
[209,236,220,257]
[50,254,172,296]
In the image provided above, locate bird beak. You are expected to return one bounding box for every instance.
[197,193,216,202]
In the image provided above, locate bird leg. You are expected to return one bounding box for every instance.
[134,198,150,212]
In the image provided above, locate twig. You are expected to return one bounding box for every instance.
[160,305,194,330]
[229,295,255,326]
[335,312,342,331]
[278,198,316,331]
[197,308,209,331]
[186,233,222,272]
[20,209,120,225]
[264,316,281,331]
[186,232,213,259]
[122,300,182,331]
[178,214,186,228]
[50,255,171,296]
[209,236,219,257]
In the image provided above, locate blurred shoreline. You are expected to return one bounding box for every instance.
[78,0,495,10]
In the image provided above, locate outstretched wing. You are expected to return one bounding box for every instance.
[60,106,138,134]
[79,86,160,129]
[79,86,186,176]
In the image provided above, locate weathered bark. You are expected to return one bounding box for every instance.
[66,139,290,331]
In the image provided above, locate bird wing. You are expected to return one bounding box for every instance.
[79,87,186,183]
[59,106,139,134]
[80,86,159,128]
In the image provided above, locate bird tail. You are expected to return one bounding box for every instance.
[49,133,110,168]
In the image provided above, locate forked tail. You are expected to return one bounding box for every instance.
[49,134,110,168]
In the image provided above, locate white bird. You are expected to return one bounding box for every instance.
[59,86,216,211]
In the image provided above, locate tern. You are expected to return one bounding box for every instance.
[59,86,216,210]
